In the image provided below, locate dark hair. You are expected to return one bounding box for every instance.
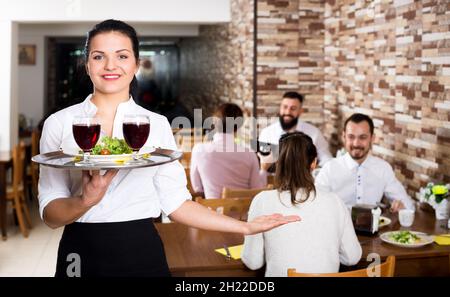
[84,19,140,98]
[282,92,304,104]
[344,113,374,135]
[213,103,244,133]
[275,132,317,205]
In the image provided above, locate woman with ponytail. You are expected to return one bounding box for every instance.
[242,132,362,276]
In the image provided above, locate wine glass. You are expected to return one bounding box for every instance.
[122,115,150,164]
[72,116,101,166]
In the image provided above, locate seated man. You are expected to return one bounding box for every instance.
[190,103,267,198]
[315,113,415,212]
[258,91,332,168]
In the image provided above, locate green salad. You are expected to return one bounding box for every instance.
[91,136,132,155]
[389,231,421,244]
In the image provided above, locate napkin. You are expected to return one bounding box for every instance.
[434,234,450,245]
[215,244,243,260]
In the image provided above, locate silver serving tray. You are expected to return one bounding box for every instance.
[32,148,182,170]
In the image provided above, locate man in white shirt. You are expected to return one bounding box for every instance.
[258,92,332,168]
[315,113,415,212]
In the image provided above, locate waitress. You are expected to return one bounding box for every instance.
[38,19,300,277]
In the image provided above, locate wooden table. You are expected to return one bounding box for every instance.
[155,223,260,277]
[353,208,450,276]
[0,151,12,240]
[155,209,450,277]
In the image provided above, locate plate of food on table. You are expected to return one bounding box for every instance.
[380,230,434,248]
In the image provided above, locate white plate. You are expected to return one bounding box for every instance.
[67,146,155,163]
[380,231,434,248]
[378,216,391,228]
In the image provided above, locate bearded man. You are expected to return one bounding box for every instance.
[258,92,332,168]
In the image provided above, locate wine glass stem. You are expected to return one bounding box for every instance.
[84,151,90,163]
[133,150,138,161]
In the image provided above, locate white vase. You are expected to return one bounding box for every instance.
[433,199,449,220]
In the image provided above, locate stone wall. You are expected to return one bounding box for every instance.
[179,0,254,120]
[179,26,232,118]
[323,0,450,196]
[256,0,326,128]
[178,0,450,196]
[254,0,450,197]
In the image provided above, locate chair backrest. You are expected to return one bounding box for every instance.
[184,167,205,198]
[12,141,26,190]
[31,129,41,157]
[267,175,275,187]
[181,152,192,168]
[196,197,253,220]
[29,129,41,198]
[221,185,272,199]
[174,128,204,152]
[172,127,181,135]
[287,255,396,277]
[185,167,193,193]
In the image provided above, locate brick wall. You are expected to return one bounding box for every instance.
[254,0,450,197]
[256,0,326,127]
[323,0,450,196]
[179,0,254,120]
[178,0,450,196]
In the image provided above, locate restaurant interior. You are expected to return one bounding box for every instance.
[0,0,449,278]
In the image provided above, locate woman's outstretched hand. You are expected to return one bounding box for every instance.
[244,213,300,235]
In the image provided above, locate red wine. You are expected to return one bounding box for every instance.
[123,122,150,150]
[73,124,101,151]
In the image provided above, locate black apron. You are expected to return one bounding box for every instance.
[55,218,170,277]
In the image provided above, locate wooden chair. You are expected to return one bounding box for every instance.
[27,129,40,199]
[185,167,205,198]
[6,142,32,237]
[171,127,181,135]
[196,197,253,220]
[221,185,273,199]
[287,256,396,277]
[185,167,194,194]
[174,128,203,153]
[181,151,192,168]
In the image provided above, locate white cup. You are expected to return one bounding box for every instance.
[399,209,415,227]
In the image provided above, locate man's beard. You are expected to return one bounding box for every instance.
[279,115,298,131]
[348,145,370,161]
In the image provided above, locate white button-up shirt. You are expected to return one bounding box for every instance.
[315,153,415,210]
[258,119,332,166]
[38,95,191,222]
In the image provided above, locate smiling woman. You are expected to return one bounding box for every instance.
[86,32,139,99]
[83,21,140,115]
[37,19,300,278]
